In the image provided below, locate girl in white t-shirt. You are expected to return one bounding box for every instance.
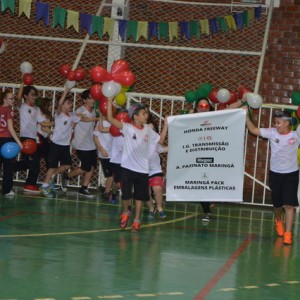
[107,98,160,232]
[246,109,300,245]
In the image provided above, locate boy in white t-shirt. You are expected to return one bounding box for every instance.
[107,98,160,232]
[60,89,98,197]
[246,110,300,245]
[40,87,80,198]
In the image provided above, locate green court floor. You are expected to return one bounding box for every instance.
[1,188,300,300]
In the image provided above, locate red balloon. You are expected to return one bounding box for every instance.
[109,125,122,137]
[99,98,109,116]
[23,73,34,85]
[111,60,130,74]
[115,111,131,123]
[90,66,111,83]
[238,85,250,100]
[208,89,219,103]
[227,91,238,105]
[217,103,227,110]
[297,107,300,118]
[74,68,86,81]
[59,64,71,78]
[22,139,37,155]
[90,84,103,101]
[112,71,135,86]
[67,71,76,81]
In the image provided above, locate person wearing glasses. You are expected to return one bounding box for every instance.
[0,90,23,196]
[246,110,300,245]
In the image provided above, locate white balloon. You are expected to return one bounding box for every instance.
[66,80,76,89]
[20,61,33,74]
[216,88,230,103]
[102,80,118,97]
[0,42,6,54]
[246,93,263,109]
[296,125,300,139]
[114,82,122,95]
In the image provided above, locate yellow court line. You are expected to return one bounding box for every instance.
[0,212,199,238]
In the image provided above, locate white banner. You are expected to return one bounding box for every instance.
[166,109,246,202]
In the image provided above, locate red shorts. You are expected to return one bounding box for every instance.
[149,175,163,187]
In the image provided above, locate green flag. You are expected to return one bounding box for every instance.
[217,17,228,32]
[53,7,66,29]
[243,10,250,27]
[1,0,15,14]
[158,22,169,40]
[127,20,138,41]
[189,20,200,38]
[91,16,103,38]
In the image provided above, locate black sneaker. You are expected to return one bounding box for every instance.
[202,213,212,222]
[79,188,94,198]
[60,173,69,192]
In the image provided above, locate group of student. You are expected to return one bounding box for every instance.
[0,84,299,240]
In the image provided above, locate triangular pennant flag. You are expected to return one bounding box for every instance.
[217,17,228,32]
[189,20,200,38]
[67,10,79,32]
[200,19,209,35]
[91,15,103,38]
[243,10,250,27]
[248,8,254,23]
[103,17,115,40]
[137,21,148,41]
[18,0,32,19]
[2,0,15,14]
[118,20,127,41]
[158,22,169,40]
[233,13,243,30]
[255,6,262,20]
[36,2,50,26]
[225,15,237,30]
[127,20,138,41]
[53,7,66,29]
[148,22,158,40]
[209,18,218,35]
[169,22,178,41]
[180,21,190,40]
[80,13,92,34]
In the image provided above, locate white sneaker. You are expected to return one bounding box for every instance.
[4,190,15,196]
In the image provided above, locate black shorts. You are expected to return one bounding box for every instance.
[111,162,122,183]
[100,158,113,178]
[269,170,299,208]
[48,142,72,168]
[121,167,149,201]
[76,149,97,172]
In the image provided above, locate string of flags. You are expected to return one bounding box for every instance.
[1,0,263,42]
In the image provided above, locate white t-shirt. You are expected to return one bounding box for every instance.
[110,135,124,164]
[260,128,300,173]
[93,120,113,158]
[121,123,160,174]
[74,106,96,151]
[37,114,50,138]
[19,103,43,139]
[51,112,80,146]
[149,143,165,176]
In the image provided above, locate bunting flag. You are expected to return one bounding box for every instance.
[118,20,127,41]
[189,20,200,38]
[169,21,178,41]
[36,2,50,26]
[137,21,148,41]
[2,0,15,14]
[91,15,103,38]
[18,0,32,19]
[209,19,218,35]
[127,20,138,41]
[148,22,158,40]
[103,17,114,39]
[225,15,237,30]
[180,21,190,40]
[200,19,209,35]
[67,10,79,32]
[53,7,66,29]
[0,1,264,42]
[80,13,92,34]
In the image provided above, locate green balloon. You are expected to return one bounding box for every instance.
[198,83,213,94]
[196,88,209,99]
[184,90,197,102]
[291,91,300,105]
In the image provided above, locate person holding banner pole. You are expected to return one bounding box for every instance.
[245,109,300,245]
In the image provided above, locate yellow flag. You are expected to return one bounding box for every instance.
[200,19,209,35]
[248,8,254,23]
[103,17,115,39]
[67,10,79,32]
[137,21,148,41]
[18,0,32,19]
[225,15,237,30]
[169,22,178,42]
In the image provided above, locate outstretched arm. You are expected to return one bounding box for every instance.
[245,113,261,136]
[159,117,168,145]
[107,97,123,129]
[17,82,24,108]
[56,87,70,115]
